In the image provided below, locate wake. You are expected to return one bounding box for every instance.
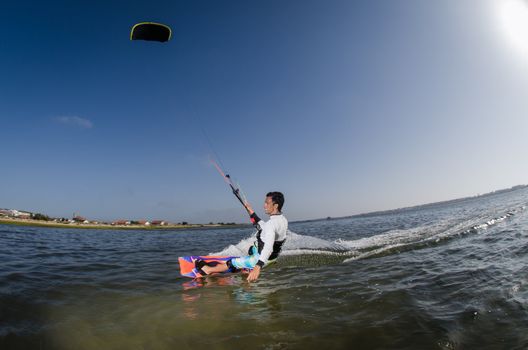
[212,205,526,266]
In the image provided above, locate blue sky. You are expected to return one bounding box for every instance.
[1,0,528,223]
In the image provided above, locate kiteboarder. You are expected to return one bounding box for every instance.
[130,22,289,282]
[196,192,288,282]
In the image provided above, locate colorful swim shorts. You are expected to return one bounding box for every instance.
[230,245,260,269]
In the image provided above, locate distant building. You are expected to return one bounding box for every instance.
[112,220,130,226]
[151,220,166,226]
[73,216,87,223]
[9,210,31,218]
[137,220,151,226]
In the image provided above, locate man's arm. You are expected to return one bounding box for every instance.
[245,202,263,226]
[246,223,273,282]
[255,221,275,268]
[244,201,268,282]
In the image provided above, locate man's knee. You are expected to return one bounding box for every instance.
[226,258,241,273]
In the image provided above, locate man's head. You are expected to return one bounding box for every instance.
[264,191,285,215]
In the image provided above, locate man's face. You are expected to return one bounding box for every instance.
[263,196,278,215]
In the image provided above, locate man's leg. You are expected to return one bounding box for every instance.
[229,246,260,270]
[201,261,229,274]
[199,246,260,275]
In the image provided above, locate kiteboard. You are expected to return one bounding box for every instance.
[178,255,248,278]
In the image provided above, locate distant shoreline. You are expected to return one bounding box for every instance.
[0,217,244,231]
[296,184,528,223]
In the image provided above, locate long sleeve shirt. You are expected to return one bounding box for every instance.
[255,214,288,266]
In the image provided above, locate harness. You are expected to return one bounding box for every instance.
[255,229,285,261]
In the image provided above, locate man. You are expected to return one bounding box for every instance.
[196,191,288,282]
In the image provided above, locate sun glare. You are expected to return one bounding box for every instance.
[497,0,528,60]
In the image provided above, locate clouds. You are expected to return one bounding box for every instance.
[54,116,93,129]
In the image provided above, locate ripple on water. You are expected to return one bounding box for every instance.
[1,189,528,349]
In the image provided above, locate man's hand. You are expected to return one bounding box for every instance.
[247,265,261,282]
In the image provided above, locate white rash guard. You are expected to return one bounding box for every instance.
[255,213,288,267]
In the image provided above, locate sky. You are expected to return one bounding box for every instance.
[1,0,528,223]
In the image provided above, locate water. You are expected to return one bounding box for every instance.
[1,187,528,349]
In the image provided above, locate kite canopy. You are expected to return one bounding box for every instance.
[130,22,172,42]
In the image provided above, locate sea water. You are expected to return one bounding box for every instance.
[1,187,527,349]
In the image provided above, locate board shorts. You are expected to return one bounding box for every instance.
[229,244,277,270]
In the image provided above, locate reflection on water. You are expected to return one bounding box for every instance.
[181,274,241,291]
[181,274,274,323]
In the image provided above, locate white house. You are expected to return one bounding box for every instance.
[9,210,31,218]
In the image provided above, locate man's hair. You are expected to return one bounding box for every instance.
[266,191,285,211]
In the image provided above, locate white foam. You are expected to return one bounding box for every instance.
[212,205,526,262]
[212,234,256,256]
[343,242,407,263]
